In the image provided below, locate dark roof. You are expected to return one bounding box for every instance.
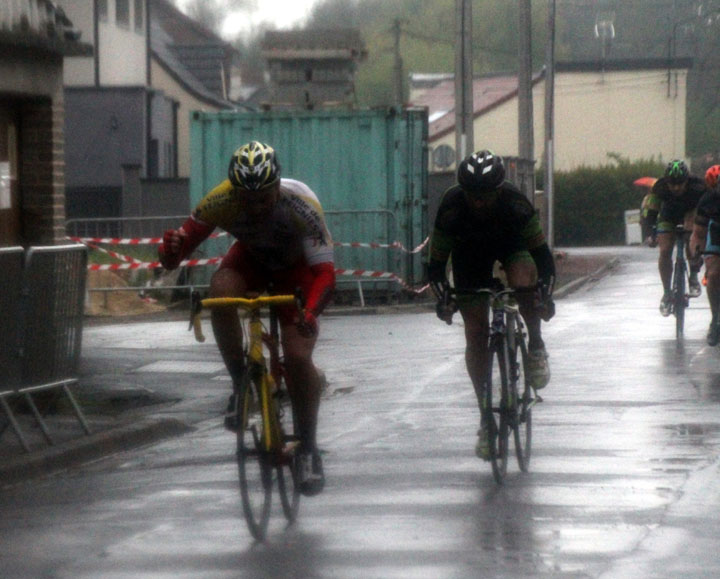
[151,0,225,45]
[150,21,230,108]
[170,43,228,97]
[150,0,239,106]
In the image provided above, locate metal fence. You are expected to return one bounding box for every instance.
[66,215,187,239]
[68,212,419,305]
[0,244,90,452]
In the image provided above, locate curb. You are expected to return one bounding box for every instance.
[0,417,193,487]
[553,257,620,299]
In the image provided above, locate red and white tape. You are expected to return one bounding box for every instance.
[70,234,429,254]
[68,231,228,245]
[87,257,223,271]
[77,237,429,293]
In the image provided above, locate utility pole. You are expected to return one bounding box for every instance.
[392,18,404,107]
[454,0,474,163]
[518,0,535,201]
[544,0,556,248]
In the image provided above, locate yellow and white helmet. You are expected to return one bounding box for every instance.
[228,141,281,191]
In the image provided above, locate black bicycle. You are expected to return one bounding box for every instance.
[670,224,691,340]
[450,281,541,484]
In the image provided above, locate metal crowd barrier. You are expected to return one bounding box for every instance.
[0,244,90,452]
[68,213,415,306]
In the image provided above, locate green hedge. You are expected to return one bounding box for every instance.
[551,155,666,246]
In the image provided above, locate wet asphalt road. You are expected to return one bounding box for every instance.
[2,246,720,578]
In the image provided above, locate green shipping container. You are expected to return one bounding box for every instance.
[189,108,428,294]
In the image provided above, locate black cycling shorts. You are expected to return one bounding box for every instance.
[451,245,533,290]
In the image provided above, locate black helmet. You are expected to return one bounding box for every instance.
[457,150,505,193]
[228,141,281,190]
[664,159,689,184]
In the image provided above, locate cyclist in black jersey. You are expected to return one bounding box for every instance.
[645,160,706,315]
[690,166,720,345]
[427,150,555,460]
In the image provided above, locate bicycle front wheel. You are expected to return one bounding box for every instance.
[236,374,273,541]
[275,382,301,523]
[674,263,686,339]
[486,338,510,484]
[512,332,532,472]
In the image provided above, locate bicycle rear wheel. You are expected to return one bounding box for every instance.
[512,332,532,472]
[236,373,273,541]
[486,338,509,484]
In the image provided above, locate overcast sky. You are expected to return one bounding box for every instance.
[216,0,321,38]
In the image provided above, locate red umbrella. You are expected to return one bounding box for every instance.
[633,176,657,188]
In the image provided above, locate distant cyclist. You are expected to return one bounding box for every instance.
[645,160,706,316]
[689,165,720,345]
[427,150,555,460]
[159,141,335,495]
[638,179,659,243]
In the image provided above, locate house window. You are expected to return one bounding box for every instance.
[98,0,108,21]
[134,0,143,32]
[116,0,130,27]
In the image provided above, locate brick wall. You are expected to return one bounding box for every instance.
[18,89,66,245]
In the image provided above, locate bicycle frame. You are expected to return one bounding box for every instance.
[191,294,297,454]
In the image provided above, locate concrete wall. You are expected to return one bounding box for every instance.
[554,69,685,169]
[64,87,146,188]
[64,86,175,188]
[61,0,148,87]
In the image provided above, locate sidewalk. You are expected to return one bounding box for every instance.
[0,249,619,486]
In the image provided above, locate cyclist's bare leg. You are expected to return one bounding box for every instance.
[683,212,703,281]
[683,213,696,261]
[209,268,247,380]
[706,255,720,321]
[657,231,675,292]
[280,323,321,451]
[458,303,490,411]
[505,260,542,350]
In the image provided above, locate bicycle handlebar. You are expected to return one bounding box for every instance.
[189,290,304,343]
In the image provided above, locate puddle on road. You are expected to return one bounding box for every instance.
[691,373,720,401]
[658,422,720,447]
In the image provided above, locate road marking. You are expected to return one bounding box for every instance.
[135,361,226,374]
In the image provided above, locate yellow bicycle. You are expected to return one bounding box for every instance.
[190,290,304,540]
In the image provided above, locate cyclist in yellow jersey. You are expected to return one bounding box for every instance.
[159,142,335,496]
